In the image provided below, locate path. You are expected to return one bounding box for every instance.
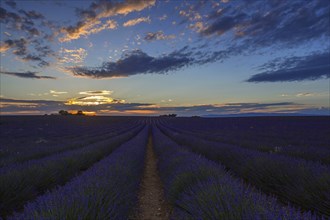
[132,134,171,220]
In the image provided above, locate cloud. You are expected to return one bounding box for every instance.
[0,41,12,53]
[0,71,56,79]
[67,49,193,78]
[0,98,63,115]
[59,0,155,42]
[158,14,167,21]
[202,0,329,47]
[0,6,21,24]
[0,38,51,67]
[79,90,113,95]
[0,7,46,38]
[66,95,125,106]
[4,0,16,9]
[296,93,314,97]
[59,20,117,42]
[202,13,246,36]
[247,52,330,82]
[18,9,44,19]
[50,90,67,95]
[2,97,328,116]
[59,48,88,64]
[123,16,150,27]
[144,31,176,41]
[189,21,205,33]
[177,3,203,25]
[0,5,58,66]
[281,92,328,98]
[22,55,49,67]
[0,38,27,54]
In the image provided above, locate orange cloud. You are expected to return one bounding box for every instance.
[79,90,113,95]
[58,48,88,64]
[65,95,125,106]
[0,42,12,53]
[59,20,117,42]
[59,0,155,42]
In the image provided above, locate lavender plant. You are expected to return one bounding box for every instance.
[152,126,320,220]
[0,125,144,218]
[8,126,148,220]
[158,124,330,217]
[0,119,141,167]
[160,120,330,164]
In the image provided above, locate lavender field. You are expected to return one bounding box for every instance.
[0,116,329,220]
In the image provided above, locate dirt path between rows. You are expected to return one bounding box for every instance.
[131,134,171,220]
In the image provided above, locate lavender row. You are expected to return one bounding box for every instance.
[161,117,330,149]
[160,121,330,164]
[0,125,144,218]
[152,126,319,220]
[8,126,148,220]
[158,125,330,217]
[0,117,140,163]
[0,116,137,143]
[0,122,141,167]
[0,118,140,160]
[163,117,330,149]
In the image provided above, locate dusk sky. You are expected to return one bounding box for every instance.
[0,0,329,116]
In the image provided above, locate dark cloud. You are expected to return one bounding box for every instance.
[0,98,61,104]
[0,98,63,114]
[203,0,329,47]
[1,38,28,55]
[76,8,96,20]
[4,0,16,9]
[68,49,193,78]
[0,38,50,67]
[22,55,49,67]
[0,71,56,79]
[18,10,45,19]
[247,52,330,82]
[144,31,175,42]
[26,27,40,36]
[171,0,330,83]
[0,6,21,24]
[60,0,155,42]
[0,6,55,66]
[202,13,246,36]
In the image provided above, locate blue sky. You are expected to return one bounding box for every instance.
[0,0,329,116]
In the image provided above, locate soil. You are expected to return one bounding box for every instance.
[131,135,172,220]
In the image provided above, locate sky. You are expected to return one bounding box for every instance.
[0,0,329,116]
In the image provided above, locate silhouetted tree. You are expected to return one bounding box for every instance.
[59,110,70,115]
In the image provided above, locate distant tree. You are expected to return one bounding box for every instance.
[59,110,70,115]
